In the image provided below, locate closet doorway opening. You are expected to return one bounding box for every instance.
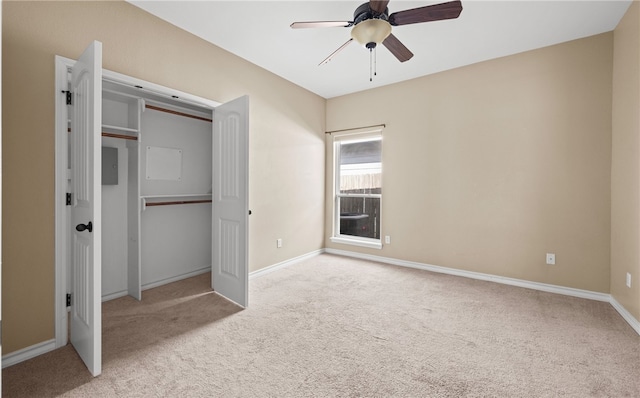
[54,40,249,376]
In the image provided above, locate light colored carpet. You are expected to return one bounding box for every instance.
[3,254,639,397]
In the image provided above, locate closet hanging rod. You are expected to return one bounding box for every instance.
[102,132,138,141]
[145,199,212,207]
[68,129,139,141]
[145,104,213,123]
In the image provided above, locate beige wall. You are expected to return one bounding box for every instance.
[611,1,640,321]
[326,33,613,294]
[3,0,637,360]
[2,1,326,354]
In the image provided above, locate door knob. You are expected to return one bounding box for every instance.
[76,221,93,233]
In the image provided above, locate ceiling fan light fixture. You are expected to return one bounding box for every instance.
[350,19,392,47]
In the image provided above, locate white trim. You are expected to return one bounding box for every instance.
[2,339,56,369]
[330,236,382,250]
[117,248,325,297]
[331,125,384,141]
[332,131,383,248]
[102,69,221,109]
[250,249,325,279]
[101,291,129,302]
[8,248,638,369]
[325,249,610,302]
[142,267,211,291]
[55,54,222,110]
[610,296,640,335]
[326,249,640,335]
[337,193,382,199]
[54,56,74,350]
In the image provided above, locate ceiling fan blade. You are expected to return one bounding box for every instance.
[388,0,463,26]
[319,38,354,66]
[383,33,414,62]
[290,21,352,29]
[369,0,390,15]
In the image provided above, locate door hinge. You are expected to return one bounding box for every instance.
[66,293,72,307]
[62,90,72,105]
[66,193,72,206]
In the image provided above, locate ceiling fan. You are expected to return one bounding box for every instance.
[291,0,463,74]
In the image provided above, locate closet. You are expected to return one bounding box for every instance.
[100,81,216,301]
[58,41,248,377]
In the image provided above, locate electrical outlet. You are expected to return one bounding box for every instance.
[276,238,283,248]
[626,272,632,288]
[546,253,555,265]
[385,235,391,244]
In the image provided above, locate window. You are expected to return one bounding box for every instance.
[331,129,382,249]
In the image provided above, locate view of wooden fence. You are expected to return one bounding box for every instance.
[339,188,381,239]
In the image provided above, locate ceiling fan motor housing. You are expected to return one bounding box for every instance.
[353,3,389,24]
[352,3,392,48]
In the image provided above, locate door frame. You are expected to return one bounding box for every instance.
[54,56,221,349]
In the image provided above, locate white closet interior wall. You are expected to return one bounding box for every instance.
[100,81,214,301]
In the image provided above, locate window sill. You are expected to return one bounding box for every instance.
[330,236,382,250]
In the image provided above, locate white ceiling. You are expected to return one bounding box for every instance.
[129,0,631,99]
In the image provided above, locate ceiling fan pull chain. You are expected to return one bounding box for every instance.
[374,46,378,77]
[369,47,373,82]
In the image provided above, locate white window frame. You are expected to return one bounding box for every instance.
[330,126,383,250]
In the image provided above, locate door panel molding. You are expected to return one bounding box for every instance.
[69,40,102,377]
[212,96,249,308]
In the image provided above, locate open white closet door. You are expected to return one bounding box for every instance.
[69,40,102,377]
[212,96,249,307]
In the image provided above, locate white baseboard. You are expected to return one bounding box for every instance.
[142,267,211,291]
[326,248,639,335]
[610,296,640,335]
[2,339,56,369]
[102,290,129,302]
[250,249,325,279]
[325,249,610,301]
[5,248,637,370]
